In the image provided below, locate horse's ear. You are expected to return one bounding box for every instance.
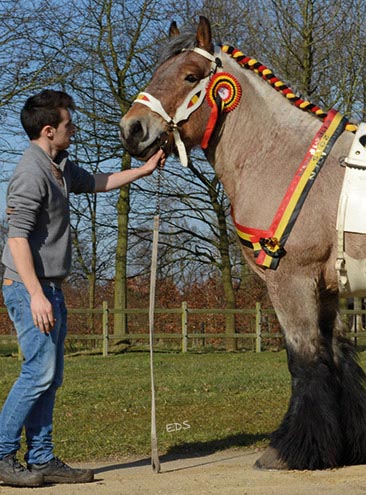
[196,16,213,53]
[169,21,180,39]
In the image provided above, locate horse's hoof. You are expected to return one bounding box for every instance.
[254,447,289,471]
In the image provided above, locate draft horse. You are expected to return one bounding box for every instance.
[120,16,366,470]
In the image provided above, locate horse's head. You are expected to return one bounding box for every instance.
[120,16,218,166]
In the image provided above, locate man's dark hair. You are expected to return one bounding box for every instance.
[20,89,76,140]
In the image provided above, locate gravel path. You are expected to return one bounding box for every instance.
[1,449,366,494]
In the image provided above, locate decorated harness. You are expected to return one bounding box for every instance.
[132,44,357,271]
[133,47,242,167]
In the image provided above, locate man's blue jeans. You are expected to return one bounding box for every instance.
[0,281,67,464]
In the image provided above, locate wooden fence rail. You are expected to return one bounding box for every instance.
[0,302,365,357]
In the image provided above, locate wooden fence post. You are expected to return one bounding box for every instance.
[182,301,188,353]
[102,301,109,357]
[256,302,262,353]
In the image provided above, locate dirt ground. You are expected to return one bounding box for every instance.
[2,448,366,495]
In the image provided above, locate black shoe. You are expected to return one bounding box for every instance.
[0,453,44,487]
[28,456,94,484]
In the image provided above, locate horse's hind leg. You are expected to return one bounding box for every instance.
[255,274,346,470]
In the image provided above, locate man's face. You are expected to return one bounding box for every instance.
[53,108,76,151]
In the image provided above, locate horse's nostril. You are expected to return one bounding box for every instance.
[120,118,148,150]
[130,120,144,140]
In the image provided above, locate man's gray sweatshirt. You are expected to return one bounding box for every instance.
[2,143,95,286]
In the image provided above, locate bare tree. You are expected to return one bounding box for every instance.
[55,0,172,334]
[0,0,88,258]
[241,0,366,119]
[2,0,366,341]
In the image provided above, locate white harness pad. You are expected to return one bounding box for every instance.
[336,123,366,295]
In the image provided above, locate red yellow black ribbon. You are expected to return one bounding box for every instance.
[233,109,348,269]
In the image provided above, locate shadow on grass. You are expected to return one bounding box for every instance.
[94,432,269,475]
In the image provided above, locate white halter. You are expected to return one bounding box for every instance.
[133,47,220,167]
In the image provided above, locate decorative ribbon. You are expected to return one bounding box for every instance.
[233,109,348,269]
[201,72,242,149]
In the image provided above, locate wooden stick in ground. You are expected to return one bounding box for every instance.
[149,214,160,473]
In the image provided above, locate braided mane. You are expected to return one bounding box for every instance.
[221,44,357,133]
[159,30,357,133]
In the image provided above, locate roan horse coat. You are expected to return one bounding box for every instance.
[120,16,366,471]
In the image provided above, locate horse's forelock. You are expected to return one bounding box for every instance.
[158,31,197,65]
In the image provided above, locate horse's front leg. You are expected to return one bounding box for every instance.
[255,272,343,470]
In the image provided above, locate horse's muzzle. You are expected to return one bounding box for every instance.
[119,111,169,161]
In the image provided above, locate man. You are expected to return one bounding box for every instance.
[0,89,165,487]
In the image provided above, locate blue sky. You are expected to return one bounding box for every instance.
[1,146,27,219]
[0,181,7,215]
[0,184,6,213]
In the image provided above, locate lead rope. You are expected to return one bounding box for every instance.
[149,166,162,473]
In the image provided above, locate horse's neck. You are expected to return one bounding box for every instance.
[208,56,322,229]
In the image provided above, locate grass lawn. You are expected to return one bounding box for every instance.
[0,351,292,462]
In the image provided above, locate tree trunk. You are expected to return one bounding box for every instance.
[188,163,238,351]
[113,153,131,336]
[217,216,237,352]
[88,198,97,338]
[87,270,96,344]
[209,179,237,351]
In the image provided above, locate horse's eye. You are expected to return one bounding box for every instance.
[185,74,198,83]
